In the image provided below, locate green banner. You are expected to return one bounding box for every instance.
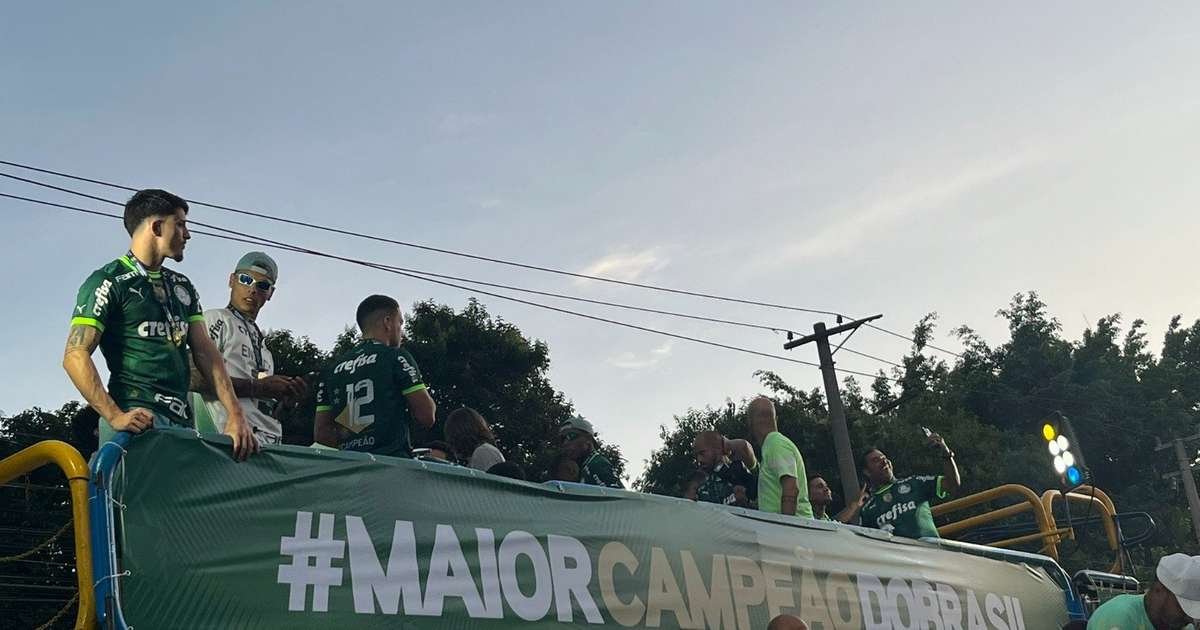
[114,430,1069,629]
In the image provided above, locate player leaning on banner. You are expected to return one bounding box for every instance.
[314,295,436,457]
[190,252,305,445]
[841,430,961,538]
[63,189,256,460]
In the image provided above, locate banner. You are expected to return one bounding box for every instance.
[113,430,1070,629]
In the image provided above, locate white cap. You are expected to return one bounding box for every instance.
[1157,553,1200,618]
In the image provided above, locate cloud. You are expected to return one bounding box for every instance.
[577,248,669,284]
[437,112,494,135]
[608,342,673,370]
[758,150,1045,265]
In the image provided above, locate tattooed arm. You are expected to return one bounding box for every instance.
[62,325,153,433]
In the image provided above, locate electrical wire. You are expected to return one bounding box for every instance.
[0,159,967,357]
[4,192,922,379]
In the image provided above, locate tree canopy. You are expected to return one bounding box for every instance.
[638,292,1200,580]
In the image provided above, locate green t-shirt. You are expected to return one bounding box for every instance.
[757,431,812,517]
[580,451,623,489]
[72,256,204,428]
[1086,594,1152,630]
[860,474,946,539]
[316,340,426,458]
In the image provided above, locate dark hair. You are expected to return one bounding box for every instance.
[807,473,826,484]
[355,294,400,329]
[859,446,883,470]
[487,461,526,481]
[445,407,496,458]
[123,189,188,236]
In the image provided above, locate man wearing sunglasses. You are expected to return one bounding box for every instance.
[191,252,305,445]
[558,416,623,489]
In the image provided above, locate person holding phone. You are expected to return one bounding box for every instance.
[190,252,305,446]
[843,430,961,539]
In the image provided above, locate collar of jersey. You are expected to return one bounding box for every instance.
[873,480,896,495]
[118,255,162,279]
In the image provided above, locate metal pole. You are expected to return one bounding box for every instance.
[813,322,860,502]
[1173,438,1200,544]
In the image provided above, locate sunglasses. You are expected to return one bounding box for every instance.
[237,273,275,293]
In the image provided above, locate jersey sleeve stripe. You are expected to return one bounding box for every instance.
[401,383,427,395]
[188,314,205,323]
[71,316,105,332]
[315,405,332,412]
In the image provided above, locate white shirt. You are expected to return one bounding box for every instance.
[191,307,281,444]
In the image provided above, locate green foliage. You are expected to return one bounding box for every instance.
[404,300,623,481]
[640,292,1200,577]
[0,403,84,629]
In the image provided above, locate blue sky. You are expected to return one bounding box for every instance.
[3,3,1199,480]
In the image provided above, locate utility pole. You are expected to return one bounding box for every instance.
[1158,434,1200,544]
[784,314,883,503]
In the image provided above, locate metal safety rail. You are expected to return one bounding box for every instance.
[0,439,95,629]
[932,483,1067,559]
[1041,485,1125,574]
[89,432,132,629]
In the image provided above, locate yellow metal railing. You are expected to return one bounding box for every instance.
[0,440,94,629]
[1042,486,1123,573]
[931,483,1062,559]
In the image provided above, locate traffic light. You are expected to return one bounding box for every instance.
[1041,413,1086,487]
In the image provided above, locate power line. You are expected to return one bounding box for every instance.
[0,185,911,376]
[0,161,844,315]
[7,192,922,380]
[0,160,968,359]
[0,184,810,337]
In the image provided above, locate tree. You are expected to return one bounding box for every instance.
[638,292,1200,579]
[403,300,624,481]
[0,403,84,629]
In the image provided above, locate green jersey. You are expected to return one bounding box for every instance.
[580,451,623,489]
[860,474,947,539]
[72,255,204,428]
[696,460,757,506]
[1086,594,1153,630]
[757,431,813,517]
[315,340,427,458]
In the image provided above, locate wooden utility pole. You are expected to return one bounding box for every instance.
[784,314,883,503]
[1158,435,1200,544]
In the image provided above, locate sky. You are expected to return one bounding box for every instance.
[3,3,1199,482]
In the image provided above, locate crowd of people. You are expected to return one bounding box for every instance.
[59,189,1200,628]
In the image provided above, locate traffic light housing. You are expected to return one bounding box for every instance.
[1041,413,1087,487]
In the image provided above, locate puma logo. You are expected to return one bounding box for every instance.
[129,287,144,299]
[75,304,85,314]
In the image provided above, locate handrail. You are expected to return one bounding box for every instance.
[931,483,1061,559]
[0,440,95,629]
[89,432,133,630]
[1042,488,1123,573]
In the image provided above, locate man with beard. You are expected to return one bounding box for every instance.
[64,189,255,460]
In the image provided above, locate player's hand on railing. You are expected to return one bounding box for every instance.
[224,411,260,461]
[110,408,154,433]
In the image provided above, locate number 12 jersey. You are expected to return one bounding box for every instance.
[315,339,427,457]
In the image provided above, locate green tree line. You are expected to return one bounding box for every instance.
[638,292,1200,581]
